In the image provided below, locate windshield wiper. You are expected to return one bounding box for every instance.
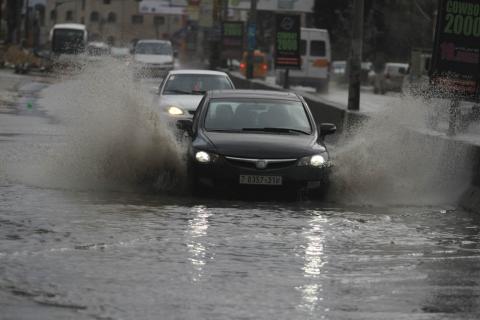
[241,127,310,135]
[208,129,240,132]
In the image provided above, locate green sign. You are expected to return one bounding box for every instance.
[430,0,480,101]
[274,14,301,69]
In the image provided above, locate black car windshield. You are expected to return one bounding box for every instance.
[163,74,233,95]
[135,42,172,55]
[204,98,312,134]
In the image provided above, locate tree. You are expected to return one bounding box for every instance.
[313,0,437,62]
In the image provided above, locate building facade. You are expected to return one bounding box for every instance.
[44,0,185,47]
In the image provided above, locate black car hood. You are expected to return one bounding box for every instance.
[204,132,322,158]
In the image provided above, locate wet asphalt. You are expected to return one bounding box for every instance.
[0,69,479,320]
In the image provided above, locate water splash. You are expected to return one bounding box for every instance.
[329,90,474,206]
[30,57,187,193]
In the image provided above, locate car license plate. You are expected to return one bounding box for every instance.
[239,175,282,186]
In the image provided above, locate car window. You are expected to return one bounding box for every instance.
[310,41,326,57]
[204,98,312,133]
[135,42,172,55]
[163,74,233,95]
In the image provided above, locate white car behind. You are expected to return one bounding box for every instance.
[153,70,235,121]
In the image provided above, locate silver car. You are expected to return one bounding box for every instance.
[154,70,235,121]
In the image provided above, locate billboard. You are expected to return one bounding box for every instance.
[228,0,314,12]
[430,0,480,101]
[274,14,301,69]
[139,0,185,15]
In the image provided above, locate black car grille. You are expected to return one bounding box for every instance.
[224,157,297,170]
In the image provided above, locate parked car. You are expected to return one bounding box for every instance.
[402,48,431,95]
[239,50,268,79]
[373,62,409,94]
[331,60,347,83]
[132,39,175,78]
[154,69,235,122]
[176,89,336,198]
[332,60,373,85]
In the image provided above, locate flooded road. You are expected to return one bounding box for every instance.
[1,66,479,319]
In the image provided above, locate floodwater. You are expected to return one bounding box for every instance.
[0,61,479,320]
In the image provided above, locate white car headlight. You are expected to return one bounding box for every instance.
[167,106,184,116]
[297,154,327,167]
[195,151,211,163]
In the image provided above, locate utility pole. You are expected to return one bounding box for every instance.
[347,0,364,111]
[24,0,29,44]
[223,0,228,20]
[0,0,3,43]
[246,0,257,79]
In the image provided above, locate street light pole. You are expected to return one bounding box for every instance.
[246,0,257,79]
[347,0,364,111]
[24,0,29,43]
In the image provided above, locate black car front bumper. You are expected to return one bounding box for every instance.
[192,157,331,192]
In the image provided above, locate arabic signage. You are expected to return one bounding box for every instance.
[430,0,480,101]
[221,21,244,59]
[199,0,214,27]
[139,0,185,15]
[274,14,301,69]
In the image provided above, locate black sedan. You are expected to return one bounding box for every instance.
[177,90,336,197]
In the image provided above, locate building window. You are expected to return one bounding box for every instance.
[80,17,85,24]
[82,0,85,10]
[107,12,116,23]
[131,15,143,24]
[50,9,56,21]
[103,0,111,4]
[107,36,115,45]
[65,10,73,21]
[90,11,100,22]
[153,16,165,26]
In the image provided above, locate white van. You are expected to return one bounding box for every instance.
[276,28,331,93]
[50,23,88,55]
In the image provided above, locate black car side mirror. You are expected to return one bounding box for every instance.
[176,119,193,136]
[319,123,336,136]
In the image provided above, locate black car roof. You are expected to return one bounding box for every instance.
[208,89,301,101]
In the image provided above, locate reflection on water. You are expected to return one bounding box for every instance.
[297,212,328,315]
[186,205,211,281]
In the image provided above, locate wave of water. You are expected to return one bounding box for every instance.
[11,58,475,205]
[30,58,187,193]
[329,91,474,206]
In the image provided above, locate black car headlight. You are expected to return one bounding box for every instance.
[297,154,328,167]
[194,151,219,164]
[167,106,184,116]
